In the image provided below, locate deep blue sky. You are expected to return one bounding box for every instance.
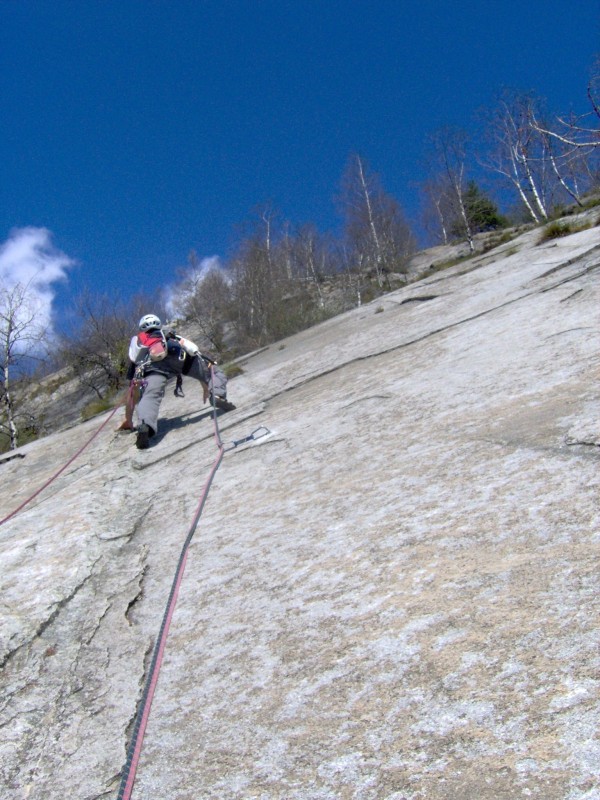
[1,0,598,318]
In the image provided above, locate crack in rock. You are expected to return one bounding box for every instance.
[124,555,149,625]
[0,562,100,670]
[398,294,439,304]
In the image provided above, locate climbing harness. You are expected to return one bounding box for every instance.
[133,364,147,390]
[132,375,148,399]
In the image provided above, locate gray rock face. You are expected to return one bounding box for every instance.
[1,225,599,799]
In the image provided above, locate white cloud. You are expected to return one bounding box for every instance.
[164,254,227,319]
[0,227,74,331]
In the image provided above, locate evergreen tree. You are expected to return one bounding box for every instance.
[452,182,506,237]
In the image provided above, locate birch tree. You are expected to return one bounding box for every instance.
[426,129,477,252]
[531,58,600,152]
[481,91,550,223]
[340,154,415,288]
[420,176,454,245]
[287,225,329,309]
[229,213,273,347]
[228,207,296,347]
[534,119,590,207]
[528,61,600,200]
[0,281,46,449]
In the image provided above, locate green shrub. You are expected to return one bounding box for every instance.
[223,363,244,379]
[538,218,593,243]
[81,397,114,421]
[16,424,40,447]
[481,230,516,253]
[538,221,574,242]
[582,196,600,210]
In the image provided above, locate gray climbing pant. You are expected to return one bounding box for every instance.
[186,355,228,396]
[136,373,167,434]
[136,358,228,434]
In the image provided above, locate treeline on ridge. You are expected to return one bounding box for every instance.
[1,70,600,450]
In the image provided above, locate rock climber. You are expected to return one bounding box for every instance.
[120,313,235,449]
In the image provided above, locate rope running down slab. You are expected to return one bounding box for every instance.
[0,404,122,528]
[116,369,227,800]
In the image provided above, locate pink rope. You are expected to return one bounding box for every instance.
[118,374,225,800]
[0,404,121,527]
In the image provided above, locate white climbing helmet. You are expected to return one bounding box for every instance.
[138,314,162,332]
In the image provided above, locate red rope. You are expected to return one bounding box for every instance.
[0,404,121,527]
[117,370,225,800]
[2,366,229,797]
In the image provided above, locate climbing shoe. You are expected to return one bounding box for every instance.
[136,423,152,449]
[210,394,236,412]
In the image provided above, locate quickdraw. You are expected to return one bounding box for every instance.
[225,425,271,451]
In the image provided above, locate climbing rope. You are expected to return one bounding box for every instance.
[1,366,268,797]
[116,370,269,800]
[117,391,225,800]
[0,403,122,528]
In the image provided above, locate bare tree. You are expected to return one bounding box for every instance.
[340,154,415,289]
[531,58,600,151]
[535,120,589,206]
[481,91,551,223]
[420,176,455,245]
[527,61,600,200]
[228,207,288,347]
[0,281,46,449]
[59,290,165,400]
[174,251,232,355]
[227,207,335,348]
[426,128,481,252]
[287,225,334,309]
